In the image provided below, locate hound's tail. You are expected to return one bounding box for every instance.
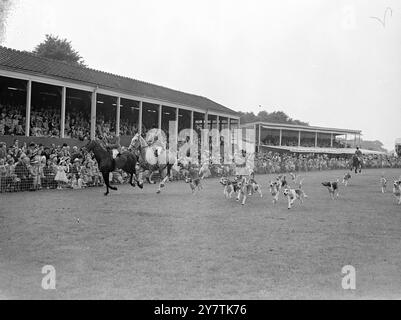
[298,178,304,189]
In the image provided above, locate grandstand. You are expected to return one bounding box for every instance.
[0,46,240,146]
[0,45,387,157]
[241,121,384,155]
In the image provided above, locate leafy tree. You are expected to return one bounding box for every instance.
[237,111,258,124]
[256,110,270,121]
[239,109,309,126]
[32,34,86,66]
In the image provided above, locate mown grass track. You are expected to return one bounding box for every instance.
[0,168,400,299]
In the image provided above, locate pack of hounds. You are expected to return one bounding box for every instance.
[219,172,307,209]
[218,170,401,209]
[179,163,401,208]
[380,174,401,205]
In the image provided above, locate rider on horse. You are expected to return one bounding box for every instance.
[355,146,362,158]
[352,146,363,173]
[146,126,166,158]
[98,132,121,159]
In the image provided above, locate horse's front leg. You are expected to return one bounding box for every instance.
[241,193,247,205]
[102,171,109,196]
[156,171,169,194]
[134,172,144,189]
[129,173,136,187]
[102,171,117,195]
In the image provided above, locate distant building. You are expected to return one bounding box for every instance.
[241,121,384,155]
[396,138,401,157]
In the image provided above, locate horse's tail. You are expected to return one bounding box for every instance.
[167,163,173,177]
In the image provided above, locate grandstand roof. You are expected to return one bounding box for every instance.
[242,121,361,135]
[261,145,385,155]
[0,46,238,116]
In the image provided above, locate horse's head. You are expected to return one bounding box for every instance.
[129,133,146,150]
[83,140,97,152]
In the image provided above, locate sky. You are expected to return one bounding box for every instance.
[0,0,400,150]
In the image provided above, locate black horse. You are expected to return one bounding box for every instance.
[351,154,362,174]
[83,140,143,195]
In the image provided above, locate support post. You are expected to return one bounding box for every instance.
[315,131,318,147]
[190,110,194,143]
[116,96,121,136]
[90,89,97,140]
[25,80,32,137]
[60,86,66,138]
[174,107,179,152]
[330,133,333,147]
[176,107,179,139]
[298,131,301,147]
[138,101,143,134]
[158,104,162,130]
[279,129,282,146]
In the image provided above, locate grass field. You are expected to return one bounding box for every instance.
[1,168,401,299]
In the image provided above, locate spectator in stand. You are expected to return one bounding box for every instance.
[42,158,57,189]
[0,142,6,159]
[0,104,26,136]
[0,158,7,191]
[54,158,69,189]
[14,156,34,191]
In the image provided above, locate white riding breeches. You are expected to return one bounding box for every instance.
[112,149,119,159]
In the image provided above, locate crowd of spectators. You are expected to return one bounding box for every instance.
[30,107,60,137]
[252,151,401,174]
[0,104,25,136]
[0,139,107,192]
[0,104,92,139]
[261,136,349,148]
[64,110,91,140]
[120,119,138,136]
[1,104,142,140]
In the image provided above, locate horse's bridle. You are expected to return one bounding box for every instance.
[132,135,149,152]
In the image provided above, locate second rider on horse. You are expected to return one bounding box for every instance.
[146,127,166,159]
